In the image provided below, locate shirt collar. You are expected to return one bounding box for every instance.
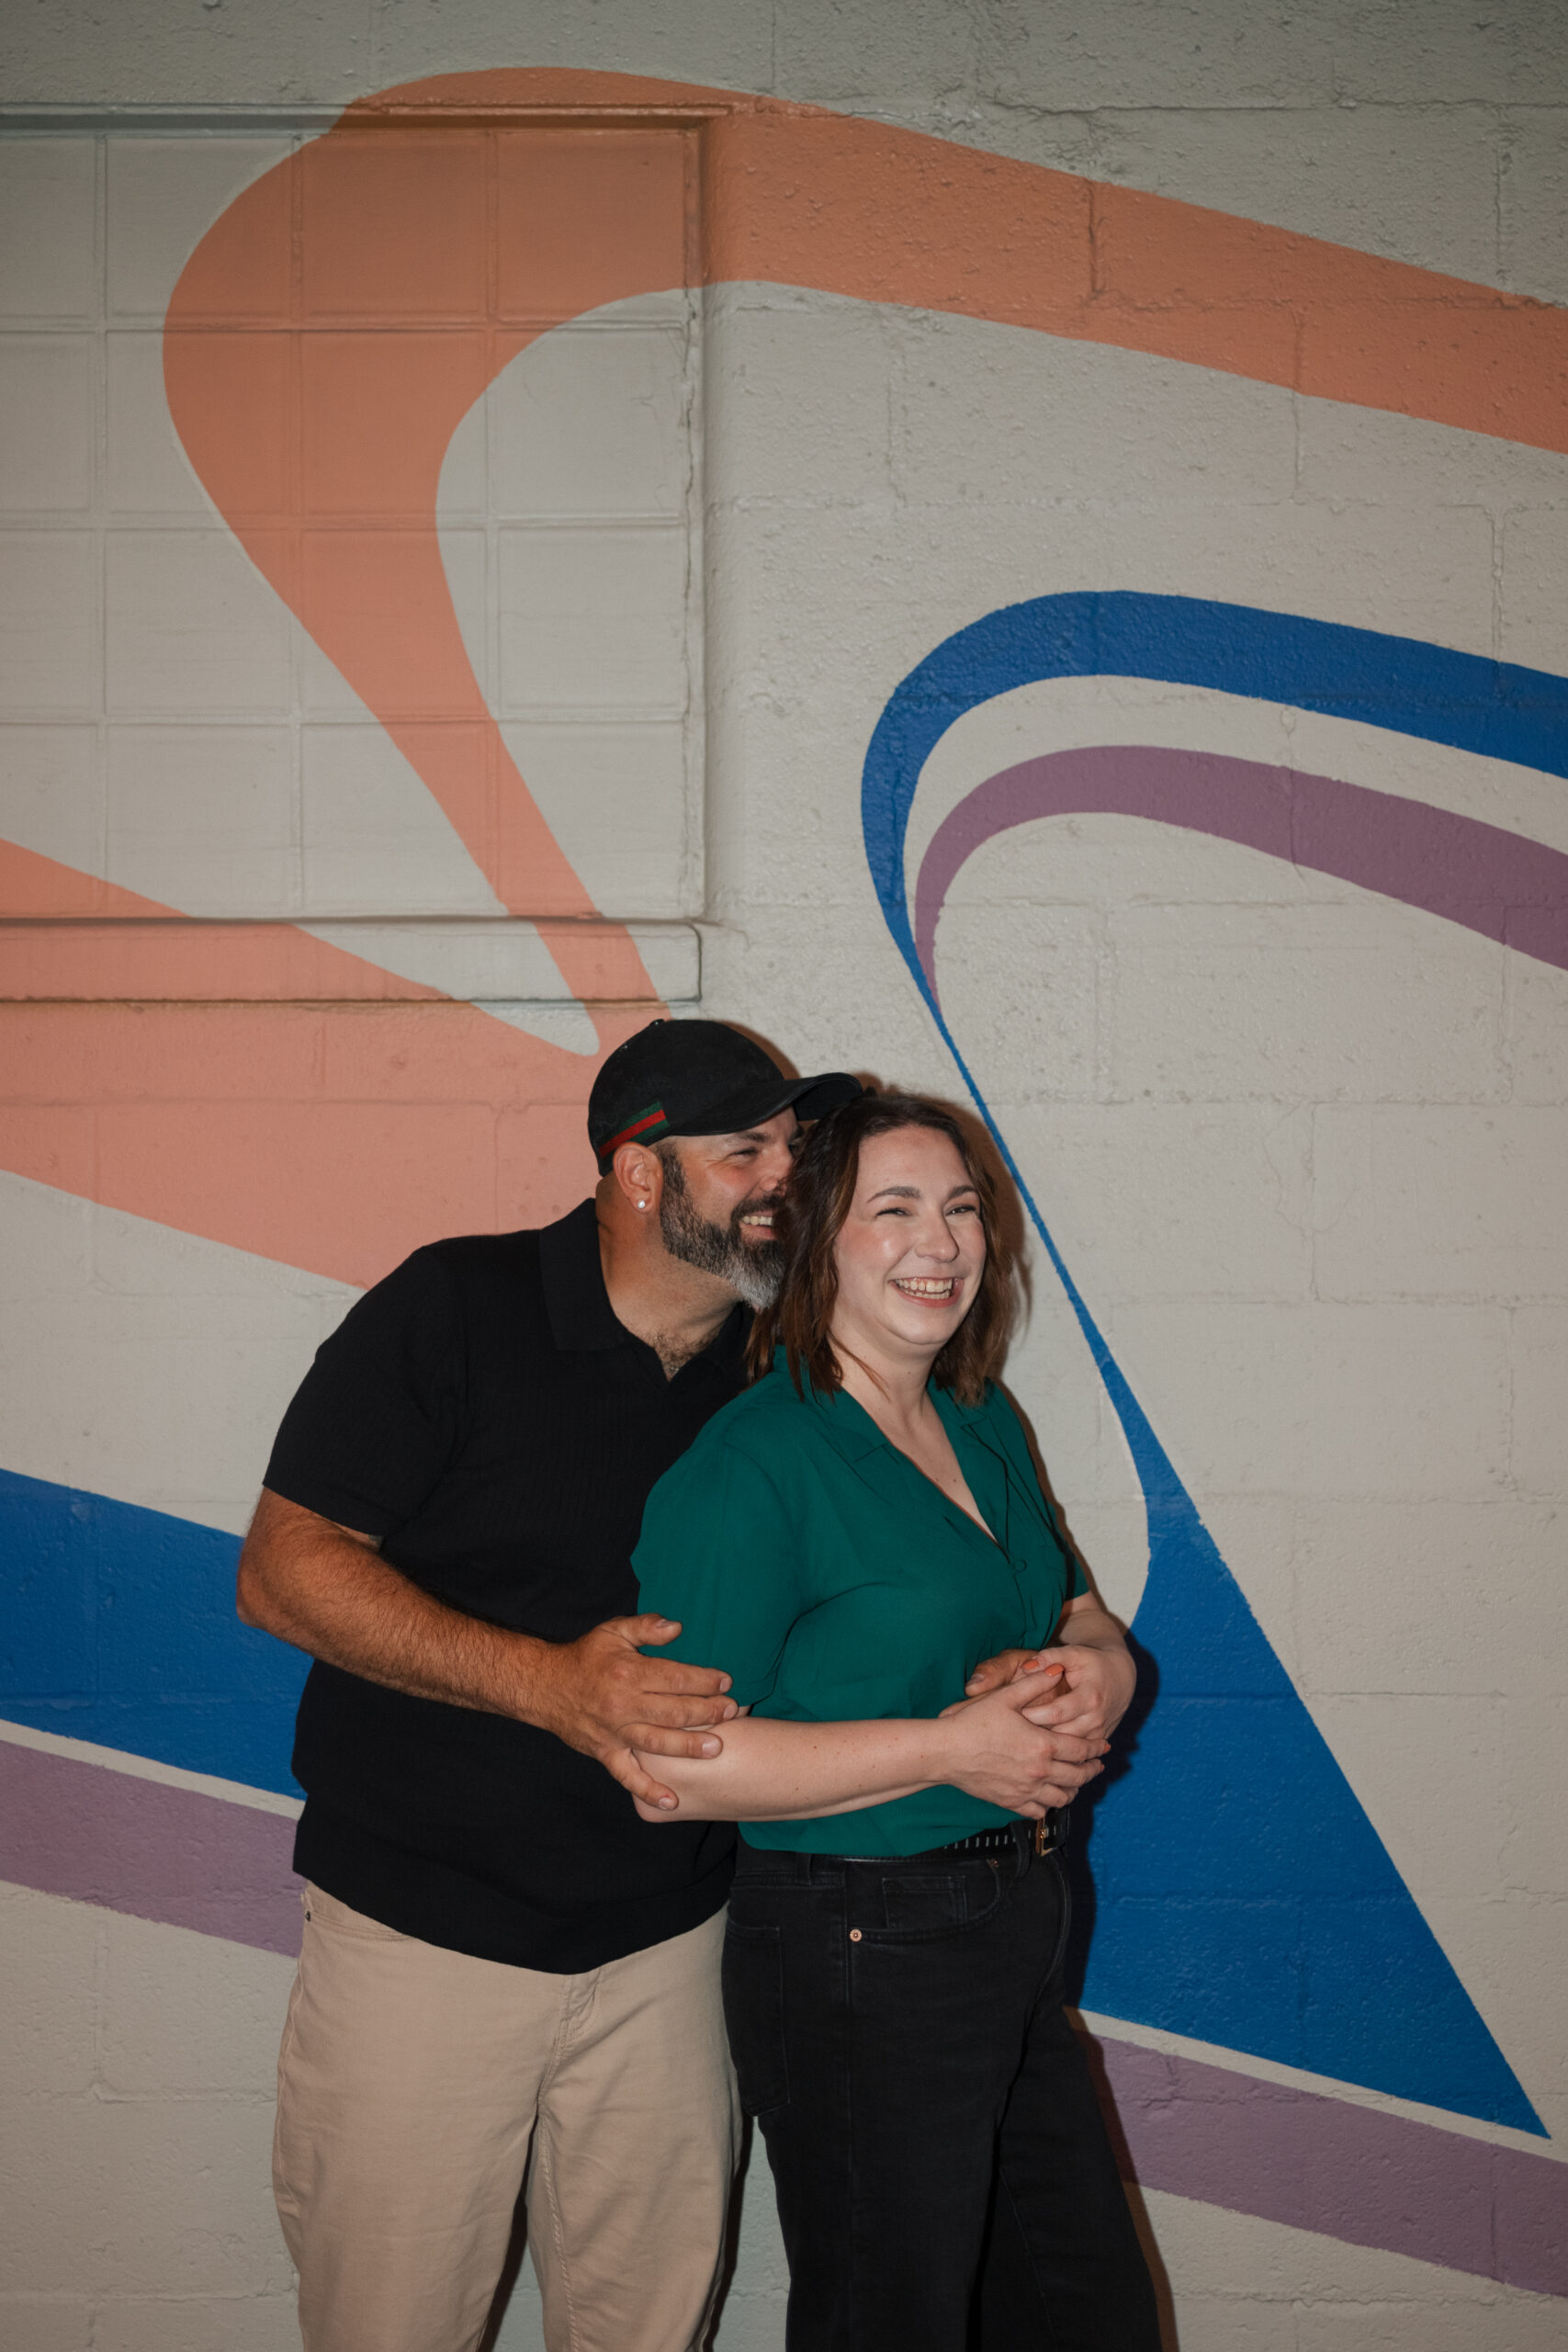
[540,1197,750,1376]
[540,1200,626,1352]
[774,1347,987,1460]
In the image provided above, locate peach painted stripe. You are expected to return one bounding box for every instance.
[0,842,447,1001]
[0,840,175,922]
[0,994,653,1288]
[25,71,1546,1280]
[164,70,1567,989]
[350,71,1568,453]
[0,851,655,1283]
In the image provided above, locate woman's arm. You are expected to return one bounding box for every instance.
[631,1671,1106,1824]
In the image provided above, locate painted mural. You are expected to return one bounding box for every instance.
[3,62,1566,2328]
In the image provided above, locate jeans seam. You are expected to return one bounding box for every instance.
[1044,1855,1072,1983]
[270,1901,310,2213]
[534,2126,582,2352]
[997,2160,1049,2318]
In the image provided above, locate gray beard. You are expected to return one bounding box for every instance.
[659,1156,784,1312]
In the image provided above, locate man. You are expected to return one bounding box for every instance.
[240,1018,1108,2352]
[240,1021,858,2352]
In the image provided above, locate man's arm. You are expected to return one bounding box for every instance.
[236,1487,739,1807]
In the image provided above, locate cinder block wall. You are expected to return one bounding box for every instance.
[2,6,1564,2347]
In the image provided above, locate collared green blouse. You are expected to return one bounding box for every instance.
[633,1354,1085,1857]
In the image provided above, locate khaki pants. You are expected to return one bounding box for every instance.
[273,1886,739,2352]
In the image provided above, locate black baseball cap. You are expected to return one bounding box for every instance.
[588,1019,862,1172]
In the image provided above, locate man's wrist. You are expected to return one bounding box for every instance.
[492,1625,554,1728]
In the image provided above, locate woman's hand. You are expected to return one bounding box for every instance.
[1018,1641,1135,1744]
[961,1647,1048,1699]
[935,1670,1107,1817]
[963,1600,1138,1747]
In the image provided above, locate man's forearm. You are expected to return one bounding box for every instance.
[237,1487,739,1810]
[238,1504,541,1720]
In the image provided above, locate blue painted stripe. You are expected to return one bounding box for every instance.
[860,592,1561,2134]
[1,1464,306,1798]
[864,591,1568,978]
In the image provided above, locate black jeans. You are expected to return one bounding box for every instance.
[722,1831,1160,2352]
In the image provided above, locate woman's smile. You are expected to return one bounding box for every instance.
[829,1125,988,1363]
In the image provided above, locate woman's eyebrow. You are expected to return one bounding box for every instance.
[864,1182,980,1204]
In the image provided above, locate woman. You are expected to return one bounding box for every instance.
[632,1091,1159,2352]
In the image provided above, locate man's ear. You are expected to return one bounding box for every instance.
[611,1139,664,1215]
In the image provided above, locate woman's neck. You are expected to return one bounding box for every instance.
[831,1325,938,1436]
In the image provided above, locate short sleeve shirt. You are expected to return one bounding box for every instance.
[633,1358,1086,1856]
[264,1200,746,1971]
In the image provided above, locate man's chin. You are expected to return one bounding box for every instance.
[728,1238,784,1311]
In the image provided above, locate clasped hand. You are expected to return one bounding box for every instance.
[955,1636,1136,1746]
[936,1669,1108,1817]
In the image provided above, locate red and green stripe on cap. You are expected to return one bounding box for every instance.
[601,1101,670,1158]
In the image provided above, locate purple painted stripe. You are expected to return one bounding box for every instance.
[4,1742,1562,2296]
[913,746,1568,990]
[1089,2031,1568,2301]
[0,1737,302,1956]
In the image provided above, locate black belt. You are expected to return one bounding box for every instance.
[938,1811,1068,1861]
[840,1812,1068,1867]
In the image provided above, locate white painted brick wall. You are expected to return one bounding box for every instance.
[2,6,1566,2349]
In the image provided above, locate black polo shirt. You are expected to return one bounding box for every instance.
[264,1199,744,1970]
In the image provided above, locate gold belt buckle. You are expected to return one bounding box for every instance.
[1033,1815,1049,1859]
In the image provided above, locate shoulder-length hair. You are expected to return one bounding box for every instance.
[747,1091,1016,1407]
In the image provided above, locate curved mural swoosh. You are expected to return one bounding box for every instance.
[1,64,1565,2300]
[163,67,1568,980]
[913,743,1568,989]
[863,590,1568,2138]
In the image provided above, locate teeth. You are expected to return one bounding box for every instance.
[894,1277,955,1296]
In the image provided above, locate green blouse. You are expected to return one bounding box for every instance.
[633,1355,1086,1856]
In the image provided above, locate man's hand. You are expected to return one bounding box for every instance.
[237,1492,736,1810]
[521,1616,738,1808]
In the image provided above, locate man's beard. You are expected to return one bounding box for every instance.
[658,1150,784,1311]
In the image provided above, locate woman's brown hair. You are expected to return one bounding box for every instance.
[747,1091,1016,1407]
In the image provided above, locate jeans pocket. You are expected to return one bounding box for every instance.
[721,1918,790,2117]
[302,1883,412,1941]
[879,1872,964,1932]
[856,1858,1009,1943]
